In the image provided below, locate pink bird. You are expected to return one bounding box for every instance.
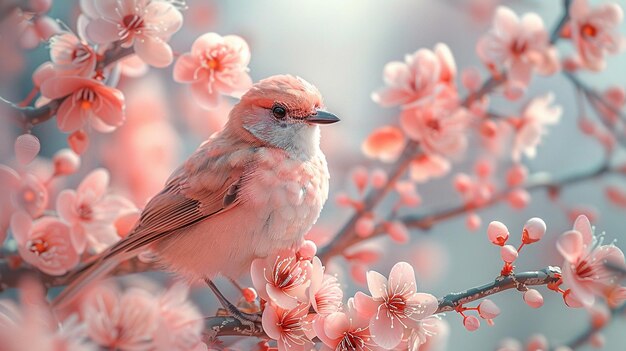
[53,75,339,325]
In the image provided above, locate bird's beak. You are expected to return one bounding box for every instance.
[306,110,340,125]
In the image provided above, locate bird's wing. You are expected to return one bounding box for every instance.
[53,141,259,309]
[103,142,258,258]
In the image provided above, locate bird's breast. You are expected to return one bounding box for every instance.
[243,148,329,254]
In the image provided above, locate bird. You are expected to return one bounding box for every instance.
[52,75,340,320]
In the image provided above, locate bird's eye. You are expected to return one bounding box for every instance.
[272,105,287,119]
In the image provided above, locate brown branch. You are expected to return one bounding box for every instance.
[436,266,562,313]
[318,161,614,263]
[550,0,572,44]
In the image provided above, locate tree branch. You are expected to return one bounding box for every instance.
[317,75,504,263]
[318,161,615,263]
[201,266,562,338]
[550,0,572,44]
[436,266,562,313]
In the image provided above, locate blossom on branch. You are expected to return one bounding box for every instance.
[173,32,252,109]
[557,215,626,307]
[566,0,624,71]
[81,0,183,67]
[477,6,559,98]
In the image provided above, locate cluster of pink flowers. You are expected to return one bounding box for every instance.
[0,279,204,351]
[1,136,136,275]
[252,242,443,351]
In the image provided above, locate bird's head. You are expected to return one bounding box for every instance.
[228,75,339,158]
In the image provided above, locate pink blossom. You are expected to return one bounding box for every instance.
[406,317,449,351]
[174,32,252,109]
[56,168,137,253]
[81,284,159,350]
[313,299,383,351]
[361,125,406,162]
[0,279,94,351]
[262,303,312,351]
[372,43,457,108]
[309,257,343,316]
[511,93,562,162]
[49,31,97,77]
[153,283,204,351]
[556,215,626,306]
[40,76,125,133]
[568,0,623,71]
[409,154,451,183]
[251,253,313,309]
[82,0,183,67]
[0,165,49,220]
[400,104,469,157]
[353,262,438,349]
[477,7,559,93]
[10,212,80,275]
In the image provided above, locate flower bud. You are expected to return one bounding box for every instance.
[487,221,509,246]
[242,287,258,303]
[500,245,518,263]
[507,189,530,209]
[463,315,480,331]
[478,299,501,319]
[523,289,544,308]
[370,168,388,188]
[53,149,81,175]
[15,134,40,165]
[355,216,375,238]
[297,240,317,260]
[522,217,546,244]
[466,213,481,231]
[386,221,409,244]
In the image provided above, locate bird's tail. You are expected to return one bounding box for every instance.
[51,250,134,310]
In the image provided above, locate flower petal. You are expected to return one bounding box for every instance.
[557,230,584,263]
[366,270,388,299]
[134,36,173,68]
[369,306,404,349]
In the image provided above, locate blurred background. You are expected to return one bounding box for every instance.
[1,0,626,349]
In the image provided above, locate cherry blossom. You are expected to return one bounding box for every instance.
[477,6,559,95]
[353,262,438,349]
[567,0,624,71]
[556,215,626,306]
[400,104,469,157]
[0,279,94,351]
[56,168,137,253]
[409,154,451,183]
[81,284,159,350]
[372,43,457,108]
[262,303,312,351]
[313,299,383,351]
[309,257,343,316]
[511,93,562,162]
[82,0,183,67]
[10,212,81,275]
[174,32,252,109]
[49,31,96,77]
[40,76,125,133]
[251,253,313,309]
[153,283,205,351]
